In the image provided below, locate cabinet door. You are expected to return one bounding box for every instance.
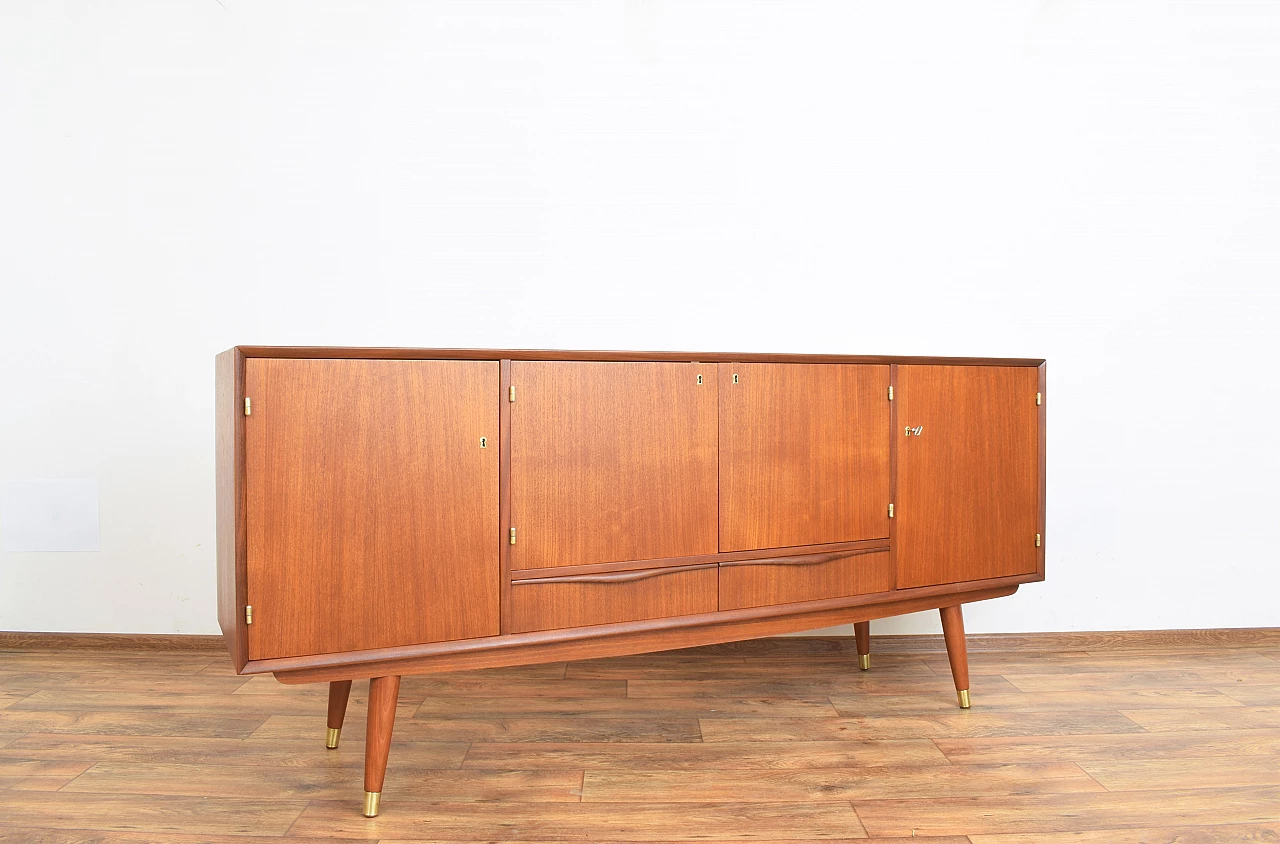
[509,361,718,570]
[896,365,1040,588]
[718,363,891,552]
[245,358,499,660]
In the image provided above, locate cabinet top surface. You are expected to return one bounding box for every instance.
[228,347,1045,366]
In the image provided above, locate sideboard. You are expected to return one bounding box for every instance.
[216,347,1046,816]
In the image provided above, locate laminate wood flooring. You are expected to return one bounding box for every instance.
[1,636,1278,842]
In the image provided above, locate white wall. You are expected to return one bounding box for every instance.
[1,1,1277,636]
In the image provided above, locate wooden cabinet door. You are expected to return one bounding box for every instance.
[509,361,718,571]
[244,358,499,660]
[718,363,891,552]
[896,365,1041,588]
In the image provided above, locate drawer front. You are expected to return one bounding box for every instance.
[718,549,892,611]
[509,565,719,634]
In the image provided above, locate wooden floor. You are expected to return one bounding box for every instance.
[1,636,1279,842]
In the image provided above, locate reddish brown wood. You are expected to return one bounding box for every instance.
[509,565,719,634]
[236,346,1045,367]
[326,680,352,731]
[895,365,1041,589]
[888,363,898,591]
[940,604,969,693]
[244,358,500,660]
[854,621,871,657]
[364,675,400,794]
[499,359,514,634]
[718,363,890,552]
[1037,361,1047,580]
[214,348,248,673]
[269,584,1021,684]
[717,550,892,611]
[509,361,718,571]
[509,538,890,581]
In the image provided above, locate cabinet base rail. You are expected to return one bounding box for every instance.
[313,599,986,817]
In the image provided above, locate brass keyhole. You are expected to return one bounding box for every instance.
[480,437,487,448]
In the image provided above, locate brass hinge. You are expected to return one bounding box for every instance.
[888,385,893,401]
[245,605,253,625]
[244,397,251,416]
[888,503,894,518]
[1035,533,1042,547]
[509,527,517,545]
[509,386,516,402]
[1036,392,1042,406]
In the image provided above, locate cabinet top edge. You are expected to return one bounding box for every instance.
[226,347,1046,367]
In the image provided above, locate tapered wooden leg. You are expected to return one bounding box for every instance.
[854,621,871,670]
[939,604,970,708]
[326,680,352,748]
[363,675,400,817]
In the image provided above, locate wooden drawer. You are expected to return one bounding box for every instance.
[508,564,719,634]
[718,549,892,611]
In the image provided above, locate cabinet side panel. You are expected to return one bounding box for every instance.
[896,365,1040,588]
[215,348,247,672]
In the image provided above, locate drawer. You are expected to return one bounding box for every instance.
[508,564,719,634]
[718,549,892,611]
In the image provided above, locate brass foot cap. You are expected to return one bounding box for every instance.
[325,727,341,749]
[957,689,971,709]
[363,791,381,818]
[858,654,871,671]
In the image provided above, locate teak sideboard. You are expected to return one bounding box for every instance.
[215,347,1046,817]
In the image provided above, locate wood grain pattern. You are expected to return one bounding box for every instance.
[940,604,970,693]
[896,364,1041,588]
[3,636,1279,841]
[244,358,500,661]
[325,680,350,731]
[855,621,871,658]
[363,675,399,794]
[509,361,718,571]
[509,566,719,634]
[718,363,890,552]
[718,550,893,611]
[214,348,248,672]
[266,585,1021,684]
[509,538,888,581]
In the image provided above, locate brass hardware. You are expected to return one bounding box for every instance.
[245,605,253,625]
[1036,392,1042,406]
[326,727,341,749]
[732,373,739,384]
[1035,533,1041,547]
[696,374,703,385]
[888,385,894,401]
[858,654,871,671]
[509,527,516,545]
[957,689,971,709]
[363,791,381,818]
[904,425,923,437]
[480,436,487,449]
[244,397,251,416]
[888,503,894,518]
[509,385,516,402]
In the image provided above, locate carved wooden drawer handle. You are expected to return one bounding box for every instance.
[718,547,888,569]
[518,563,717,586]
